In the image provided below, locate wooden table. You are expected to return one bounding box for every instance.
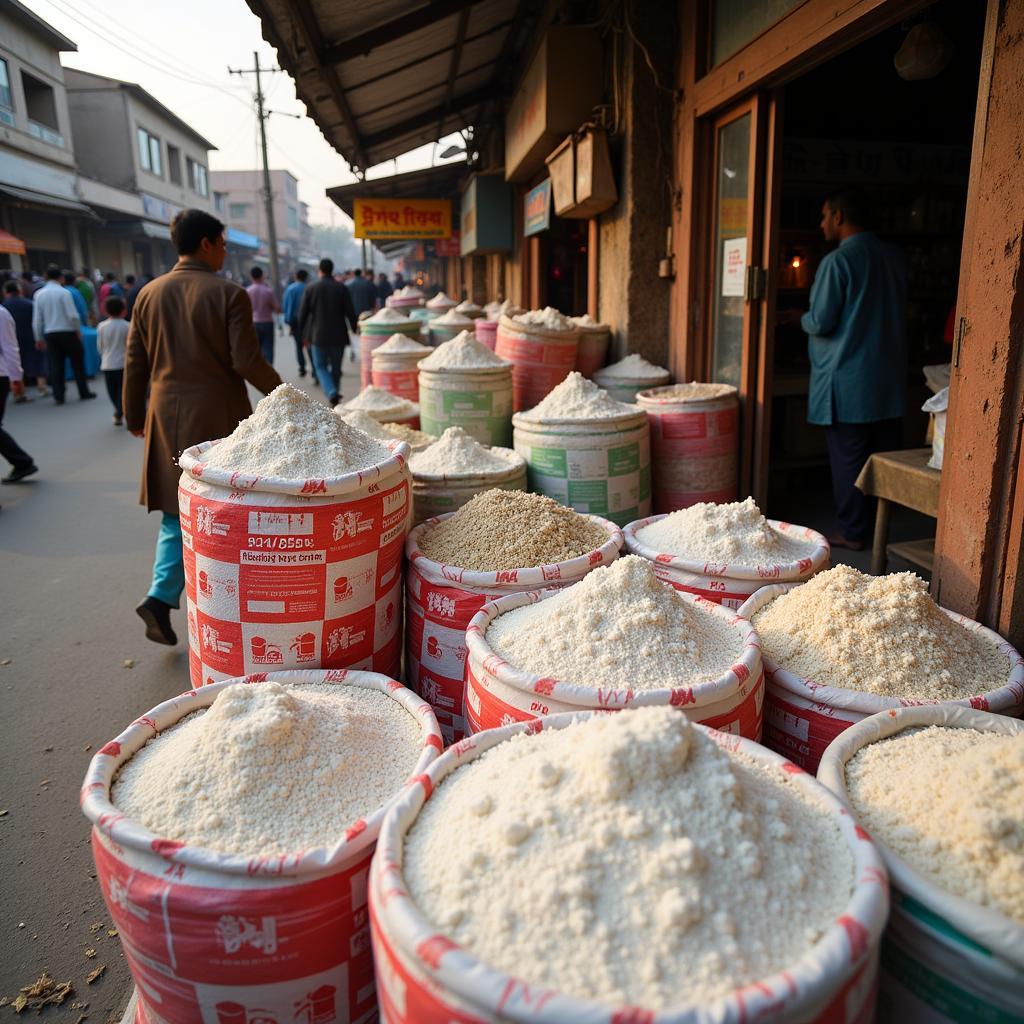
[855,448,941,575]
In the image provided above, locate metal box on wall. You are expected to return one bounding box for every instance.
[504,27,603,184]
[461,173,513,255]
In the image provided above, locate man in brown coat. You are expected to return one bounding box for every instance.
[125,209,282,645]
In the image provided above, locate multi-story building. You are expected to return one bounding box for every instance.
[0,0,95,271]
[64,68,218,276]
[210,167,313,275]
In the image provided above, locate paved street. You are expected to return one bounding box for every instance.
[0,331,357,1018]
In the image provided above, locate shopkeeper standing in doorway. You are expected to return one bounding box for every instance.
[780,187,907,550]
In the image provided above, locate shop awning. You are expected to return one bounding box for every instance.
[245,0,544,171]
[0,229,26,256]
[226,226,261,250]
[0,184,99,219]
[327,161,469,220]
[139,221,173,241]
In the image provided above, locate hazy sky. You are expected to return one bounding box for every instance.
[35,0,465,225]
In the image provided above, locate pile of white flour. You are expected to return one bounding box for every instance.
[113,680,422,855]
[653,381,735,400]
[338,409,434,449]
[486,299,522,320]
[419,330,510,370]
[596,353,669,379]
[752,565,1010,699]
[431,309,474,327]
[518,372,638,422]
[511,306,574,332]
[374,333,431,355]
[846,725,1023,923]
[426,290,457,309]
[636,497,819,565]
[365,306,414,325]
[342,386,416,419]
[410,427,521,477]
[199,383,389,478]
[486,556,743,690]
[405,706,853,1009]
[392,285,424,300]
[569,313,608,330]
[454,300,483,316]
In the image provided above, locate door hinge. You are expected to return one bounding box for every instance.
[953,315,968,369]
[745,266,766,302]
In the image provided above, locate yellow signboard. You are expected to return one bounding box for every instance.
[353,198,452,240]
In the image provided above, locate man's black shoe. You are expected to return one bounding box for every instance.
[80,391,98,400]
[2,463,38,483]
[329,392,341,406]
[136,597,178,645]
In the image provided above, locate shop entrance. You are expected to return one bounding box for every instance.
[699,1,986,561]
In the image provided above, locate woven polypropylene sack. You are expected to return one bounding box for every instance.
[592,368,672,404]
[463,589,764,738]
[474,319,498,350]
[372,348,431,404]
[624,513,830,609]
[80,670,443,1024]
[818,705,1024,1022]
[573,324,610,378]
[411,461,527,526]
[494,315,579,412]
[513,410,652,527]
[177,439,412,689]
[369,711,889,1023]
[404,515,623,742]
[636,385,739,512]
[359,319,421,388]
[418,366,514,448]
[740,584,1024,773]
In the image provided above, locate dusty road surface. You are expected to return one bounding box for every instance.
[0,333,356,1019]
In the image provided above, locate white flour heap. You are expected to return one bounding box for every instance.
[365,306,414,325]
[342,385,416,419]
[487,299,522,320]
[654,381,735,400]
[426,290,456,309]
[419,330,510,370]
[338,409,435,449]
[431,309,474,327]
[454,300,483,316]
[846,725,1024,923]
[393,285,424,300]
[374,332,431,355]
[113,681,423,855]
[752,565,1011,699]
[410,427,521,477]
[597,353,669,379]
[569,313,608,329]
[637,497,819,565]
[199,383,390,478]
[486,555,743,690]
[518,371,638,422]
[512,306,574,332]
[405,706,854,1009]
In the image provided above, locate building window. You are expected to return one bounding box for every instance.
[186,157,209,197]
[229,202,250,219]
[287,205,298,230]
[137,126,162,176]
[21,70,62,144]
[0,59,12,129]
[285,175,297,199]
[214,192,226,214]
[167,144,182,185]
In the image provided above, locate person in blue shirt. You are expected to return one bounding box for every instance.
[282,268,309,378]
[62,269,90,325]
[782,188,907,550]
[345,267,378,317]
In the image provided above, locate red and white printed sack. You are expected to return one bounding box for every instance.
[80,669,442,1024]
[178,439,412,689]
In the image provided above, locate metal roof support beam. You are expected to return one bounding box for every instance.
[289,0,369,168]
[436,9,471,140]
[320,0,484,64]
[361,85,500,150]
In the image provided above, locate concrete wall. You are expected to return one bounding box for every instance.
[209,168,306,252]
[596,7,677,368]
[65,83,135,190]
[0,10,76,170]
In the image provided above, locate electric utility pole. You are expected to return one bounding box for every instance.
[229,53,282,296]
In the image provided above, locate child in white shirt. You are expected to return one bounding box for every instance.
[97,295,129,425]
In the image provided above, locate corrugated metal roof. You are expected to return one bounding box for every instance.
[246,0,543,171]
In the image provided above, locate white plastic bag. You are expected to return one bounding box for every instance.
[922,387,948,470]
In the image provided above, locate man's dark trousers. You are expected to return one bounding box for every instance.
[255,322,275,365]
[45,330,89,402]
[0,377,34,470]
[824,417,902,542]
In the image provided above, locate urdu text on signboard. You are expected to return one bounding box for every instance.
[353,199,452,240]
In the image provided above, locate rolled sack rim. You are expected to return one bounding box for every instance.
[497,313,580,341]
[817,704,1024,970]
[635,382,739,407]
[418,362,513,377]
[178,437,411,496]
[739,583,1024,714]
[512,409,649,432]
[371,710,890,1024]
[465,587,763,710]
[405,512,623,591]
[80,669,442,877]
[625,514,830,582]
[411,457,527,486]
[593,370,672,389]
